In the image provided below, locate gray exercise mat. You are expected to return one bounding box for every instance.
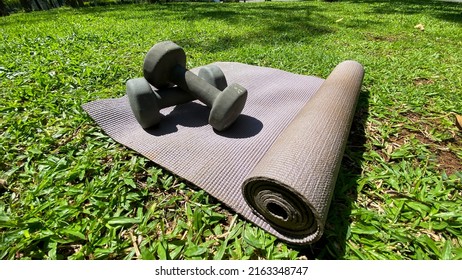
[82,61,364,245]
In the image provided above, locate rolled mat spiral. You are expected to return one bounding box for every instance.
[82,61,364,245]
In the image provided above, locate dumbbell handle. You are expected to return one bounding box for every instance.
[172,64,221,107]
[155,86,195,108]
[127,77,194,109]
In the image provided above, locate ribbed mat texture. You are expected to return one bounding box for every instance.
[82,61,364,245]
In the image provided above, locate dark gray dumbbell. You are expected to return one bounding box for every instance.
[143,41,247,131]
[127,65,228,129]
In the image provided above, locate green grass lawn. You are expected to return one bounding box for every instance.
[1,0,461,260]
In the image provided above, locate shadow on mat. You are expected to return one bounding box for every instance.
[299,89,370,259]
[146,102,210,136]
[145,102,263,138]
[215,115,263,139]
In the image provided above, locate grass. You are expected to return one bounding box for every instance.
[1,0,461,260]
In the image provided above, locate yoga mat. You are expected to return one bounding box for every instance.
[82,61,364,245]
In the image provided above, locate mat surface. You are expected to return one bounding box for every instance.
[82,61,364,245]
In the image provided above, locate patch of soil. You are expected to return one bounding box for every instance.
[364,32,401,42]
[434,149,461,175]
[403,112,422,123]
[413,77,434,86]
[386,112,462,174]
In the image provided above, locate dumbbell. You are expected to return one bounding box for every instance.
[127,65,229,129]
[143,41,247,131]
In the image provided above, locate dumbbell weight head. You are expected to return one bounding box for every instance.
[198,64,227,91]
[143,41,186,89]
[209,83,247,131]
[143,41,247,131]
[126,77,158,128]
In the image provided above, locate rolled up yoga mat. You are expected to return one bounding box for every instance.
[82,61,364,245]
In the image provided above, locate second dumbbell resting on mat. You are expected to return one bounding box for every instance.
[127,64,230,129]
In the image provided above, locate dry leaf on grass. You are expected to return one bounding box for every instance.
[455,114,462,130]
[414,23,425,31]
